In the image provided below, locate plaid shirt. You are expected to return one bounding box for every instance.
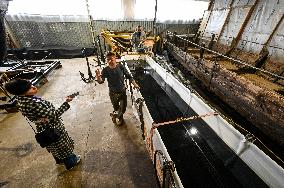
[17,96,74,159]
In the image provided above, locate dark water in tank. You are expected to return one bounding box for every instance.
[131,64,268,188]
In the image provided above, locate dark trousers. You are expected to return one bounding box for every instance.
[109,91,127,118]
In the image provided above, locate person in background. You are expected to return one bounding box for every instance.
[4,79,81,170]
[95,51,140,126]
[131,25,146,51]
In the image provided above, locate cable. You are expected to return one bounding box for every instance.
[167,31,284,80]
[202,31,284,51]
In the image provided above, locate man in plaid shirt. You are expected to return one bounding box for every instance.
[5,79,81,170]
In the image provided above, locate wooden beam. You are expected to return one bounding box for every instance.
[197,0,215,40]
[226,0,260,55]
[216,0,235,43]
[199,10,213,39]
[262,14,284,52]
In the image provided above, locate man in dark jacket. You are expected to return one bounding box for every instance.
[95,51,140,125]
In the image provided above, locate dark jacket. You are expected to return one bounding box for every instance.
[101,63,133,93]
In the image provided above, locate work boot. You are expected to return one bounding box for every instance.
[110,111,118,124]
[116,116,124,126]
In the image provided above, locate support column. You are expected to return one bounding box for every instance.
[153,0,157,36]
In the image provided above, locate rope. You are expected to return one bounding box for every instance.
[167,31,284,80]
[148,112,218,157]
[148,105,284,165]
[152,112,218,128]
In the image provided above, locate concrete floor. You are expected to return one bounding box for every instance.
[0,58,158,188]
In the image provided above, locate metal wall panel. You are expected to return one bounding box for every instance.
[213,0,231,9]
[203,9,229,39]
[5,15,199,49]
[219,6,250,46]
[232,0,255,7]
[237,0,284,61]
[6,15,93,48]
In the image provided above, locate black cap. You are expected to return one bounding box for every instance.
[4,79,32,95]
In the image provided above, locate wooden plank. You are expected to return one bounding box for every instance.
[226,0,259,55]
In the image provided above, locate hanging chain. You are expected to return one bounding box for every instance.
[85,0,96,45]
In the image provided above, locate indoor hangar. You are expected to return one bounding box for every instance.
[0,0,284,187]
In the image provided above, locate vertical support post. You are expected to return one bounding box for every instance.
[173,31,177,46]
[97,35,105,62]
[153,0,158,36]
[200,43,206,59]
[153,0,158,55]
[208,33,216,50]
